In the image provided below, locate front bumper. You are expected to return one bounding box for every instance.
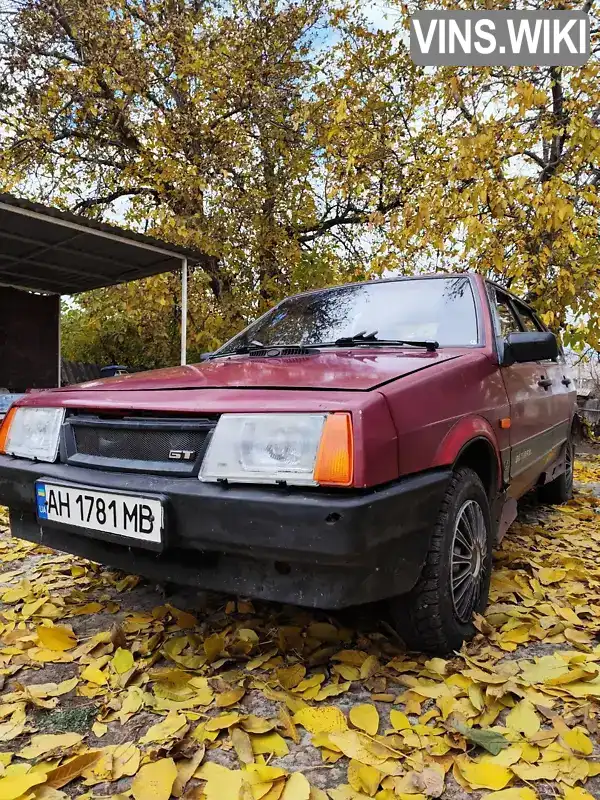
[0,454,450,608]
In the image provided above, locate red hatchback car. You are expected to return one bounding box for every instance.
[0,274,576,653]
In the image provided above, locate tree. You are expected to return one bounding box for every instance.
[387,0,600,349]
[0,0,429,363]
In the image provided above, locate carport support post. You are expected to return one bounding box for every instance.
[181,257,188,366]
[57,298,61,387]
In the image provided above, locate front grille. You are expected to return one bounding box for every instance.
[62,414,217,476]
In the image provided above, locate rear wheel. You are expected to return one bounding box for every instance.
[389,467,493,654]
[538,436,574,505]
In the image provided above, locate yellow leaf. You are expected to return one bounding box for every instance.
[561,726,593,756]
[520,656,569,684]
[277,665,306,690]
[45,753,101,789]
[112,648,134,675]
[506,700,540,737]
[314,682,350,702]
[140,712,187,744]
[511,763,559,781]
[131,758,177,800]
[360,656,379,680]
[562,788,595,800]
[455,757,512,791]
[348,760,382,796]
[278,706,299,744]
[328,731,397,769]
[389,711,411,731]
[293,706,347,735]
[216,687,246,708]
[0,710,26,742]
[53,678,78,696]
[480,746,523,768]
[204,633,225,663]
[172,745,205,797]
[250,732,289,757]
[80,665,107,686]
[18,734,82,760]
[280,772,310,800]
[349,705,379,736]
[537,568,567,585]
[485,791,538,800]
[36,626,75,652]
[244,764,287,783]
[91,723,107,738]
[205,712,242,732]
[166,605,198,629]
[231,728,254,765]
[34,787,68,800]
[0,771,47,800]
[112,742,141,780]
[327,786,372,799]
[118,687,145,724]
[196,763,243,800]
[241,716,277,735]
[334,665,360,681]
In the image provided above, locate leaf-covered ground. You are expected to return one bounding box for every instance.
[0,460,599,800]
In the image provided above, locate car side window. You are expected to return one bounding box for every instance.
[493,290,522,337]
[513,302,542,332]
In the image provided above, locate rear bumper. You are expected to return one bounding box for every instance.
[0,454,450,608]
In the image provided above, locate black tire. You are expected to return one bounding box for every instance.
[538,436,574,505]
[389,467,493,655]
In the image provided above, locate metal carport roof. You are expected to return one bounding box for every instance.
[0,192,208,365]
[0,192,205,294]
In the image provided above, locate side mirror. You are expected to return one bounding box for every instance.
[503,331,558,365]
[199,352,213,362]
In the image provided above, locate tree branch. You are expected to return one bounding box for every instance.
[72,187,161,212]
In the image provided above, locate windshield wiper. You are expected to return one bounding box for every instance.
[333,333,439,352]
[210,333,439,359]
[208,340,265,358]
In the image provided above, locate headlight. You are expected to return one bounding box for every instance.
[0,407,65,462]
[200,413,353,486]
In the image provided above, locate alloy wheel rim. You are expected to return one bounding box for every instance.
[450,499,487,623]
[565,441,573,485]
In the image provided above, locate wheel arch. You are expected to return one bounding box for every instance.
[434,417,502,500]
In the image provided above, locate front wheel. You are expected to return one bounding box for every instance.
[389,467,493,654]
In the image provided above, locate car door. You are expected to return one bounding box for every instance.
[489,287,567,497]
[511,297,574,434]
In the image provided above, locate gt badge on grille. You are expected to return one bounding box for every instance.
[168,449,197,461]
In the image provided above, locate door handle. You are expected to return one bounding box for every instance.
[562,376,572,387]
[538,377,552,389]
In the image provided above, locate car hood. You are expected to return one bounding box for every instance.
[59,349,463,392]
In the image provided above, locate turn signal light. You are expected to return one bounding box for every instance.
[314,413,354,486]
[0,408,16,453]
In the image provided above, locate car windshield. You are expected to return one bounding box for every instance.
[216,276,479,355]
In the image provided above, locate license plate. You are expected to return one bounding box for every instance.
[35,482,163,545]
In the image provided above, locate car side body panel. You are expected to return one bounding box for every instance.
[379,350,511,485]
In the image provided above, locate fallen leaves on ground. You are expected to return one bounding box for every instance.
[0,459,597,798]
